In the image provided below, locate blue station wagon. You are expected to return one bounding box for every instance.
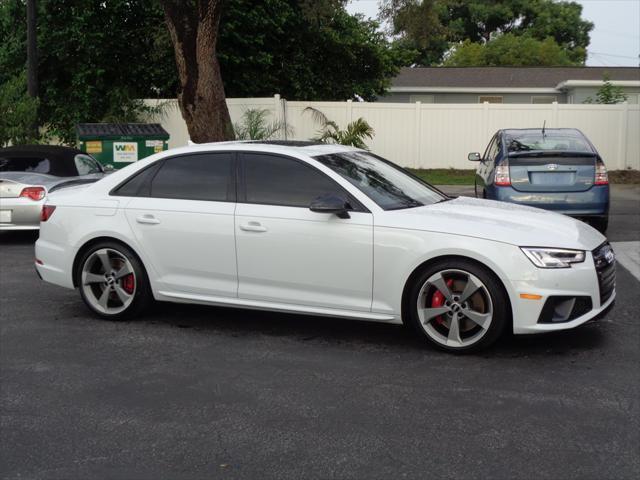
[469,128,610,233]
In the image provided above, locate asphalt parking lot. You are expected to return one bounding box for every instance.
[1,186,639,479]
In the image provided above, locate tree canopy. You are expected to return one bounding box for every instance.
[219,0,410,101]
[444,34,576,67]
[381,0,593,66]
[0,0,407,143]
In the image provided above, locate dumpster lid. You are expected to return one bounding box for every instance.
[76,123,169,139]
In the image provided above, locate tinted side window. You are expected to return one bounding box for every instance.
[150,153,234,201]
[483,136,498,163]
[112,162,161,197]
[242,153,345,208]
[489,136,501,162]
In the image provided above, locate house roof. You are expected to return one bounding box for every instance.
[390,67,640,91]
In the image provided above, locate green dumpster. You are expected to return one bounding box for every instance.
[76,123,169,170]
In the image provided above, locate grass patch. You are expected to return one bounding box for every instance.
[408,168,640,185]
[408,168,475,185]
[609,170,640,184]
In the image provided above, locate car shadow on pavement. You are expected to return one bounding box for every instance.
[0,231,39,245]
[140,300,606,358]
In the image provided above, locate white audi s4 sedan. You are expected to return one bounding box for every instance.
[35,141,616,352]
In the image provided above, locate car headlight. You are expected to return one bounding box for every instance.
[520,247,585,269]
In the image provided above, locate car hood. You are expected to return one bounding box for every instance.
[378,196,605,250]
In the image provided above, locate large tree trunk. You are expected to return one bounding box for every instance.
[162,0,233,143]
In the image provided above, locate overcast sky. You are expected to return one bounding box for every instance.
[345,0,640,67]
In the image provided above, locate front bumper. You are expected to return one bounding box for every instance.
[491,185,609,216]
[511,245,616,334]
[0,197,43,230]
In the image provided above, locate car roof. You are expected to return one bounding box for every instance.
[501,128,585,138]
[183,140,360,157]
[0,145,85,160]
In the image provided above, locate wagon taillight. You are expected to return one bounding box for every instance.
[594,160,609,185]
[494,163,511,186]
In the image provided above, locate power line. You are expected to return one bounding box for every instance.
[588,50,639,59]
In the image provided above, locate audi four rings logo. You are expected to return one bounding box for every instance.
[547,164,559,170]
[604,247,615,264]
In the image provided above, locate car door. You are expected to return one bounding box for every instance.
[121,152,237,298]
[235,152,373,312]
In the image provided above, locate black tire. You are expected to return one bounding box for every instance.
[76,241,153,321]
[591,217,608,234]
[405,258,510,353]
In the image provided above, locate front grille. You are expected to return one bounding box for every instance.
[593,242,616,305]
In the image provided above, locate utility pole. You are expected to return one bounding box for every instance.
[26,0,38,98]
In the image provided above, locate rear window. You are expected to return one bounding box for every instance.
[0,155,78,176]
[506,132,592,153]
[150,153,234,201]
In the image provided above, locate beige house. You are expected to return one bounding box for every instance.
[380,66,640,104]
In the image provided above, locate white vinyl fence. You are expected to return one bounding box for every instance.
[145,96,640,170]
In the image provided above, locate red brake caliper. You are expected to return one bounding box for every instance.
[430,279,454,325]
[122,274,135,294]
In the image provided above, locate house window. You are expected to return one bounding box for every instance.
[479,96,503,104]
[410,94,435,103]
[531,96,557,104]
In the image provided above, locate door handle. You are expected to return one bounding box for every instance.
[239,221,267,232]
[136,214,161,225]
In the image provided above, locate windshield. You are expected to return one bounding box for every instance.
[314,151,445,210]
[506,131,592,153]
[74,154,103,175]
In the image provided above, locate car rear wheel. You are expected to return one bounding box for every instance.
[78,242,152,320]
[406,259,509,353]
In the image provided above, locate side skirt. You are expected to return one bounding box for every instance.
[156,290,401,324]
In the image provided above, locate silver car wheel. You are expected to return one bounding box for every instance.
[81,248,136,315]
[416,269,493,348]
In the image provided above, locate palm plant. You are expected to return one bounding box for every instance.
[304,107,374,150]
[233,108,291,140]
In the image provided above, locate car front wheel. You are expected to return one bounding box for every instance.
[406,259,509,353]
[77,242,152,320]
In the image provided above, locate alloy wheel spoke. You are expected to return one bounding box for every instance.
[421,306,451,324]
[95,251,112,274]
[447,313,462,346]
[84,273,105,285]
[461,308,491,329]
[431,274,453,301]
[97,287,110,310]
[459,275,483,303]
[113,263,133,280]
[113,284,131,305]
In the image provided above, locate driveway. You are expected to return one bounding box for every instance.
[1,187,639,480]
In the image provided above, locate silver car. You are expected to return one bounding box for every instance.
[0,145,105,230]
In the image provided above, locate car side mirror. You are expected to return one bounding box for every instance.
[468,152,482,162]
[103,164,115,174]
[309,193,351,219]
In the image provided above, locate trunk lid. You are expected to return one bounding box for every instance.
[0,179,25,198]
[508,151,596,193]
